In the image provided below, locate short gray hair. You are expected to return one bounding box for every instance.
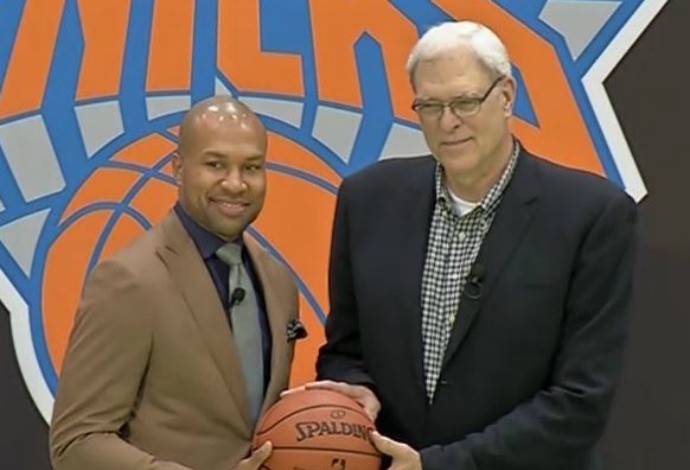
[406,21,512,85]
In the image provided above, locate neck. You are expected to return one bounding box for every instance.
[445,137,514,202]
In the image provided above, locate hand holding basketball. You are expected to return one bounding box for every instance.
[282,380,381,421]
[253,389,382,470]
[233,441,272,470]
[371,431,422,470]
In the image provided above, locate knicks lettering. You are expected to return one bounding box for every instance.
[0,0,605,175]
[295,420,373,443]
[0,1,568,115]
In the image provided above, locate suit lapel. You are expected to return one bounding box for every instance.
[156,213,252,429]
[244,237,290,415]
[442,152,540,368]
[394,158,436,397]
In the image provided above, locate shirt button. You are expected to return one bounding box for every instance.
[457,231,467,242]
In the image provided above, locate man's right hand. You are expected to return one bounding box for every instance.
[234,442,272,470]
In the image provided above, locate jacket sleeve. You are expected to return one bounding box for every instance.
[420,191,638,469]
[49,260,191,470]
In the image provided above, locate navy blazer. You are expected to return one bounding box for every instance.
[317,148,637,470]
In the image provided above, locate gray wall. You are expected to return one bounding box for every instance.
[601,0,690,466]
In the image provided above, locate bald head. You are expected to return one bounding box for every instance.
[178,96,266,157]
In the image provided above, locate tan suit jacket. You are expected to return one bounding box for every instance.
[49,212,299,470]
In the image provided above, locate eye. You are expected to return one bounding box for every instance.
[413,102,443,115]
[451,99,480,112]
[205,160,223,169]
[244,162,264,172]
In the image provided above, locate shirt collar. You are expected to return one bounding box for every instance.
[435,139,520,217]
[174,202,243,260]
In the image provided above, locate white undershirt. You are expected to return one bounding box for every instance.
[446,186,480,217]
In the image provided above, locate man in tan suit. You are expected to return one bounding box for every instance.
[49,97,300,470]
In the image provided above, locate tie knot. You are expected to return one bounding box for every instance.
[216,243,242,266]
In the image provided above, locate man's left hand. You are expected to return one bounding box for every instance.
[281,380,381,421]
[371,431,422,470]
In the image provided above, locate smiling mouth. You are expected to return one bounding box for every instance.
[442,137,472,147]
[213,199,249,216]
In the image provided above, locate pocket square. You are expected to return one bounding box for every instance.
[286,318,308,342]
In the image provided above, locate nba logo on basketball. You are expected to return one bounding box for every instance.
[0,0,661,428]
[331,457,347,470]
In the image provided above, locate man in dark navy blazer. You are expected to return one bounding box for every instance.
[310,21,637,470]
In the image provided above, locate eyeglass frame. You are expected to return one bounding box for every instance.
[411,76,505,121]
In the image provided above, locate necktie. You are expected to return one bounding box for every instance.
[216,243,264,425]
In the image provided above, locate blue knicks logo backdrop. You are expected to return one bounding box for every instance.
[0,0,668,423]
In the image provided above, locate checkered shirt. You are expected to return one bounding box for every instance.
[421,142,520,401]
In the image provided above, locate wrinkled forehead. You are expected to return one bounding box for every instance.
[412,54,496,100]
[411,47,493,91]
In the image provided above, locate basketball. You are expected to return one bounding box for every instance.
[253,389,382,470]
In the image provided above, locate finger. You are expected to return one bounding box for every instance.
[279,386,306,397]
[280,381,336,397]
[303,380,339,390]
[364,405,379,422]
[354,392,380,421]
[306,381,363,397]
[286,382,379,420]
[250,441,272,463]
[307,382,380,419]
[371,431,399,456]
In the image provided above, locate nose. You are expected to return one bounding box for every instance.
[438,105,463,132]
[221,169,247,192]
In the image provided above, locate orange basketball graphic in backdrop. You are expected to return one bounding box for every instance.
[42,128,338,388]
[0,0,665,423]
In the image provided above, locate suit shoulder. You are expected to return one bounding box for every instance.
[109,227,158,267]
[529,153,635,209]
[86,225,162,288]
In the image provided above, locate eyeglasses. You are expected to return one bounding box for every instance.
[411,76,504,120]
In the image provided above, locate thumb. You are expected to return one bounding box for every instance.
[363,401,380,422]
[249,441,272,464]
[371,431,398,457]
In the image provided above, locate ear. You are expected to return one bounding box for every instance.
[501,76,517,117]
[172,152,182,184]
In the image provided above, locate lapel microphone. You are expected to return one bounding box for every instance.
[465,263,485,300]
[230,287,246,306]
